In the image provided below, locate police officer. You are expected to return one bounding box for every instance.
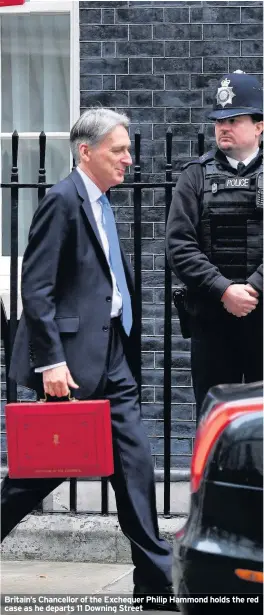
[166,71,263,423]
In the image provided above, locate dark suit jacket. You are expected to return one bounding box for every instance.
[9,169,136,398]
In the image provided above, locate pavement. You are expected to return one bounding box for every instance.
[1,561,176,615]
[1,560,136,594]
[1,482,189,563]
[1,481,188,612]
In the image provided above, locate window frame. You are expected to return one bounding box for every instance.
[0,0,80,314]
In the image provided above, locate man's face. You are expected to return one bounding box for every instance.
[215,115,263,159]
[79,125,132,192]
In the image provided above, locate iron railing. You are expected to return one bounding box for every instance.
[1,128,205,516]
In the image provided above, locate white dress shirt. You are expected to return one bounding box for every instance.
[35,166,122,373]
[226,148,259,169]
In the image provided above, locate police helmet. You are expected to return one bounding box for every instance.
[208,70,263,120]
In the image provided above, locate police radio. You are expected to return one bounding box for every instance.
[172,286,191,339]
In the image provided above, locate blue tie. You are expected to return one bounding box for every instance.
[99,194,132,336]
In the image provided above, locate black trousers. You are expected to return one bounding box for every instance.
[1,319,172,589]
[190,305,263,424]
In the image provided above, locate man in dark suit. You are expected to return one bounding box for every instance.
[1,108,175,606]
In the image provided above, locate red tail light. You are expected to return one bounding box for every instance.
[175,524,186,540]
[191,398,263,494]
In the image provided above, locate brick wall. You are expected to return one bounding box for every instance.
[1,1,262,473]
[79,0,263,471]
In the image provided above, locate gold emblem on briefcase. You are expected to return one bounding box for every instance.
[53,434,60,445]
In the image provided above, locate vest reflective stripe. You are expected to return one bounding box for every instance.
[200,160,263,282]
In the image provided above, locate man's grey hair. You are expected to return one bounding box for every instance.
[70,107,130,163]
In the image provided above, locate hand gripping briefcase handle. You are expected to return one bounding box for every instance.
[39,392,76,403]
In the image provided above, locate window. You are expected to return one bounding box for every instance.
[0,0,79,307]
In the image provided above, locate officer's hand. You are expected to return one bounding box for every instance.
[43,365,79,398]
[244,284,259,298]
[221,284,259,317]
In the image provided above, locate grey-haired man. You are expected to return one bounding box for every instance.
[2,108,175,607]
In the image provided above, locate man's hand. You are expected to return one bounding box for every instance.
[244,283,260,298]
[221,284,259,317]
[43,365,79,398]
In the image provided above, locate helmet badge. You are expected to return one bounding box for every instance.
[216,78,236,108]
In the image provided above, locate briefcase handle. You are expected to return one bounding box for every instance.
[39,392,77,403]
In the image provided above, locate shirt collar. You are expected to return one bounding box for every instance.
[76,166,103,203]
[226,148,259,169]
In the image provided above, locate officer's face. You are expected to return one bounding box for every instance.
[215,115,263,159]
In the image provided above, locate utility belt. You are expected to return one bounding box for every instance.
[173,287,191,339]
[173,285,263,338]
[173,286,208,339]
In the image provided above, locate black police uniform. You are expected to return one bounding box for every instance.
[166,72,263,422]
[166,148,263,421]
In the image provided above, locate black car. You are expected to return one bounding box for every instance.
[172,381,263,614]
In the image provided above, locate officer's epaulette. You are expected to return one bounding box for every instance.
[182,150,216,171]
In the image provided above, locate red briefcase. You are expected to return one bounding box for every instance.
[5,398,114,479]
[0,1,25,6]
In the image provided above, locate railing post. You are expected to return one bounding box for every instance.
[101,478,108,515]
[1,299,10,396]
[69,478,77,513]
[38,131,46,203]
[9,131,19,403]
[133,130,142,402]
[163,129,173,517]
[198,127,205,157]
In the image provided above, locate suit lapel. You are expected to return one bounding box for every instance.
[69,169,114,280]
[70,169,105,251]
[121,246,135,294]
[69,169,135,295]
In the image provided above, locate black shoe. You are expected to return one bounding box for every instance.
[133,584,180,611]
